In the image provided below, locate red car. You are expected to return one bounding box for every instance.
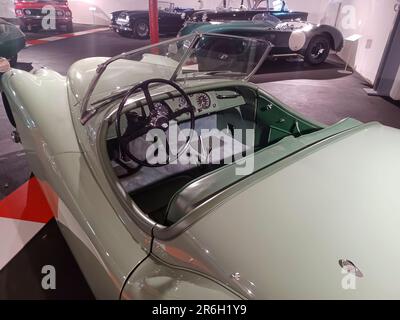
[15,0,73,32]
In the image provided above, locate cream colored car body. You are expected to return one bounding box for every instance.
[2,47,400,300]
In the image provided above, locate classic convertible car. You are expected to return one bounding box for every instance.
[190,0,308,22]
[110,2,194,39]
[2,34,400,300]
[179,13,344,65]
[0,19,25,67]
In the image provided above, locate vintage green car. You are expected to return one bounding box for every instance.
[0,19,25,67]
[1,34,400,299]
[179,14,344,65]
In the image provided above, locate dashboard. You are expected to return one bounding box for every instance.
[164,89,246,117]
[107,89,247,140]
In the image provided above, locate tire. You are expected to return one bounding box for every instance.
[9,55,17,68]
[118,30,132,38]
[66,22,73,33]
[133,20,150,39]
[1,93,16,128]
[304,35,331,65]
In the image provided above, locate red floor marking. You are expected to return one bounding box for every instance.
[0,178,54,223]
[26,39,48,46]
[25,28,109,47]
[61,33,75,38]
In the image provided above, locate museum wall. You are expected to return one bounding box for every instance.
[286,0,330,23]
[0,0,14,18]
[67,0,212,25]
[323,0,398,84]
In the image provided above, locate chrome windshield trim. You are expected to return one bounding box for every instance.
[80,33,272,125]
[80,34,198,125]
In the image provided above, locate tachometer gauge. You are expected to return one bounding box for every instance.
[195,93,211,111]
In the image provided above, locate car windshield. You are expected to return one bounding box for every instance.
[159,1,174,12]
[217,0,250,10]
[81,33,271,123]
[252,13,281,26]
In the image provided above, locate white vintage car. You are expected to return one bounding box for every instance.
[1,33,400,300]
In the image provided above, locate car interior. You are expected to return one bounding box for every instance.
[105,83,321,226]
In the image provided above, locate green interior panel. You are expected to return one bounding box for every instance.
[256,95,321,146]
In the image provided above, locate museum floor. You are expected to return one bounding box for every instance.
[0,26,399,299]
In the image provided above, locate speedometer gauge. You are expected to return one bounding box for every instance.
[195,93,211,111]
[178,97,188,108]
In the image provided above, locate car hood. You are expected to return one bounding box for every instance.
[179,21,264,37]
[156,123,400,299]
[119,10,149,18]
[181,20,316,35]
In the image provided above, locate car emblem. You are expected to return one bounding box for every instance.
[339,259,364,278]
[231,272,241,281]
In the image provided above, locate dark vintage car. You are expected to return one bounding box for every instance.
[0,19,26,67]
[179,14,344,65]
[110,2,195,39]
[191,0,308,22]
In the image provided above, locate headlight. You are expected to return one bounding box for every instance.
[24,9,31,15]
[56,10,64,17]
[65,11,72,17]
[15,9,23,16]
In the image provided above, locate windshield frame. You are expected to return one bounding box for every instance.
[80,33,272,124]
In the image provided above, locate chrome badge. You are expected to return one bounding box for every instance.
[339,259,364,278]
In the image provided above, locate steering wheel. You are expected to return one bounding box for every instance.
[115,79,196,167]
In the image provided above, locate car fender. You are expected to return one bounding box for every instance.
[1,68,151,299]
[122,255,241,300]
[1,68,80,156]
[310,24,344,52]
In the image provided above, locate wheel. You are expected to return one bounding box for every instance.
[9,55,17,68]
[66,22,73,33]
[133,20,150,39]
[304,35,331,65]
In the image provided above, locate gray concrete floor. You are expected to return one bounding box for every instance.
[0,28,399,299]
[254,56,400,128]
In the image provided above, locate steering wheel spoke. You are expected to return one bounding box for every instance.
[115,79,196,167]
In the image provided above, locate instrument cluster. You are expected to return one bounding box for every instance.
[177,92,216,113]
[169,89,245,117]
